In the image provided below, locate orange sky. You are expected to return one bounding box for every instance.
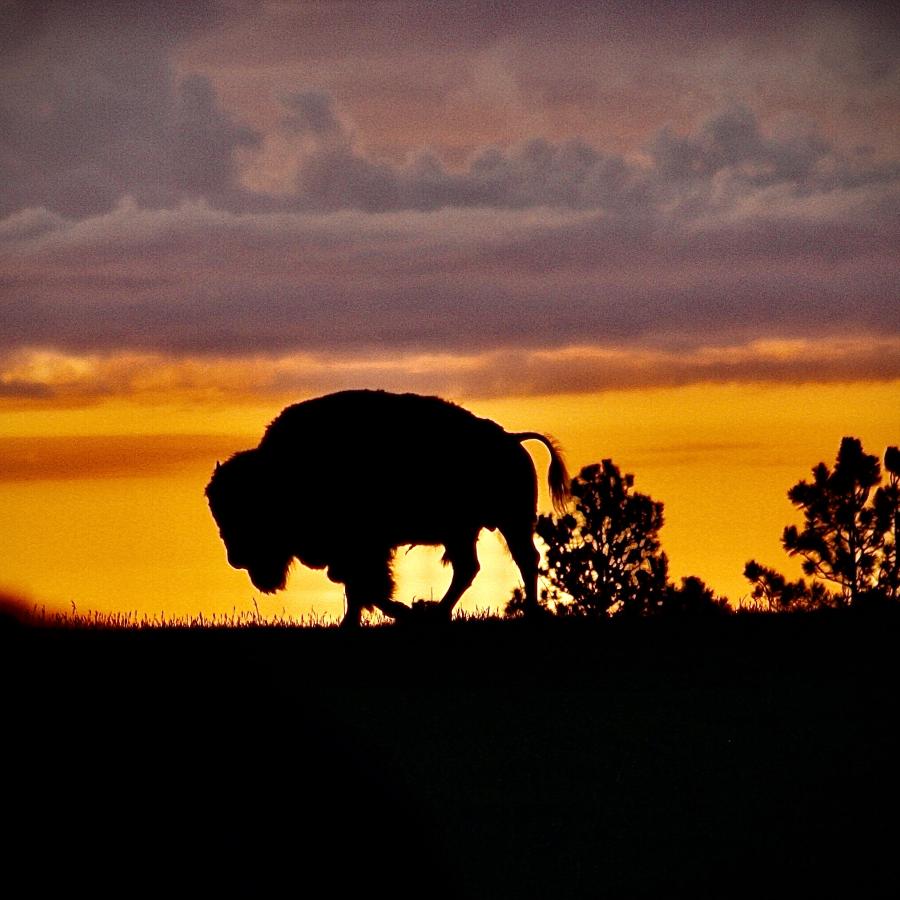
[2,381,896,621]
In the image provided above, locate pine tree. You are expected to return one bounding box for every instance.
[782,437,895,605]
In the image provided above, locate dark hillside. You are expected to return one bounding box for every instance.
[4,613,898,898]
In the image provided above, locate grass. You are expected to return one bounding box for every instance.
[11,598,507,629]
[18,602,335,629]
[8,594,895,630]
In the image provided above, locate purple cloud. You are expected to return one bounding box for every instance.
[0,1,256,216]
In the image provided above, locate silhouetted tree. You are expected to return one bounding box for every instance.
[745,438,900,609]
[875,446,900,602]
[532,460,669,617]
[742,560,836,612]
[783,438,899,606]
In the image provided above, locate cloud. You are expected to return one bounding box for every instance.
[172,75,261,196]
[5,2,898,221]
[650,105,825,185]
[0,1,258,216]
[176,84,892,222]
[1,158,897,368]
[0,434,242,481]
[0,207,69,242]
[280,90,345,139]
[649,105,900,205]
[2,338,899,409]
[186,1,899,174]
[289,136,642,214]
[273,100,899,216]
[3,2,897,221]
[1,4,898,402]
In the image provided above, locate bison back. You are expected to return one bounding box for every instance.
[259,391,528,537]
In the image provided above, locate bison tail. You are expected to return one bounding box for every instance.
[511,432,571,515]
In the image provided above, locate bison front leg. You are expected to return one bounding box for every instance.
[326,559,361,629]
[339,593,364,629]
[334,550,409,628]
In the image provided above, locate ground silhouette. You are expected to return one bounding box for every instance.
[5,613,898,898]
[207,390,568,626]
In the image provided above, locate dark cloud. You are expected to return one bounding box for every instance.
[650,105,830,186]
[293,137,642,214]
[0,379,54,399]
[0,0,257,216]
[1,191,897,361]
[280,90,345,138]
[172,75,261,196]
[272,99,897,216]
[3,2,897,220]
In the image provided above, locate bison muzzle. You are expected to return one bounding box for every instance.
[206,390,569,627]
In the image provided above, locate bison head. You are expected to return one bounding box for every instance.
[205,450,293,593]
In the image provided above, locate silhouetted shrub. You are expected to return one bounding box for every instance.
[506,459,736,619]
[528,459,669,617]
[660,575,731,617]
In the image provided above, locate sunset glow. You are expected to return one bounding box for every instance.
[2,381,897,620]
[2,2,898,621]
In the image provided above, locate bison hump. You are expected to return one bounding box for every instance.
[260,390,506,452]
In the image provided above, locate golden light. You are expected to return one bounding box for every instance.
[2,379,896,620]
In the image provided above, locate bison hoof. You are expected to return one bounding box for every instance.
[408,599,452,624]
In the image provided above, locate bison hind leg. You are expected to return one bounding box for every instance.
[437,531,481,621]
[499,519,541,615]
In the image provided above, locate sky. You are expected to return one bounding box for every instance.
[1,0,898,620]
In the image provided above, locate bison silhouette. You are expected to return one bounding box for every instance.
[206,390,569,626]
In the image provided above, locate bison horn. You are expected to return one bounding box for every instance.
[215,460,222,471]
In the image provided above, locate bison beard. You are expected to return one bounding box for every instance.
[206,390,568,627]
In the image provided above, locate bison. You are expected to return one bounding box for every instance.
[206,390,569,626]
